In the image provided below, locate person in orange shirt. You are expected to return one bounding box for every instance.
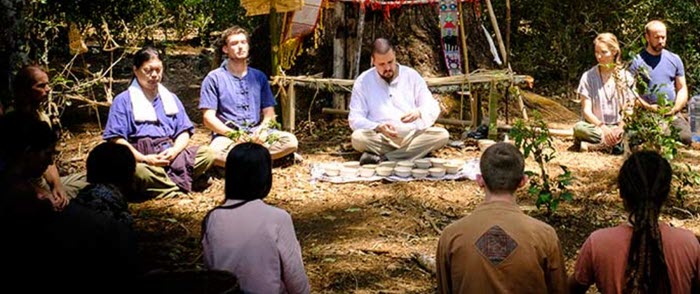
[436,142,567,293]
[569,150,700,293]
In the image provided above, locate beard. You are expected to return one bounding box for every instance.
[378,68,396,83]
[651,43,665,53]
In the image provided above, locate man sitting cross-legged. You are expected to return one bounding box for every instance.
[348,38,449,165]
[436,142,567,293]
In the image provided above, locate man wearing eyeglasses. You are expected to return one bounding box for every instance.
[199,26,299,167]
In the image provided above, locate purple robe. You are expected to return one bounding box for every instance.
[103,90,197,191]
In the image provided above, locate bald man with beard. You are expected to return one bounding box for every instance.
[629,20,692,145]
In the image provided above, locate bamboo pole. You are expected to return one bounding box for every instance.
[333,2,347,109]
[321,108,472,126]
[281,81,296,131]
[321,107,574,137]
[457,0,468,121]
[474,91,482,126]
[273,71,532,87]
[484,0,507,65]
[270,8,281,76]
[353,6,365,78]
[505,0,511,58]
[488,81,498,140]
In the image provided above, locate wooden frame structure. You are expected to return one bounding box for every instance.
[267,0,536,140]
[271,69,534,138]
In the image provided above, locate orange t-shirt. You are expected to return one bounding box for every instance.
[437,201,568,294]
[573,223,700,293]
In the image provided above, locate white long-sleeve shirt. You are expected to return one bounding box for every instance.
[202,199,310,294]
[348,65,440,132]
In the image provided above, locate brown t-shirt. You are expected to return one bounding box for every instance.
[573,223,700,293]
[436,201,567,294]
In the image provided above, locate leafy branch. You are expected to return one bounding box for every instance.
[510,111,574,216]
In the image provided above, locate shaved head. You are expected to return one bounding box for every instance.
[645,20,666,35]
[644,20,667,55]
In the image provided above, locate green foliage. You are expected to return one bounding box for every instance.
[673,164,700,204]
[509,111,574,216]
[624,71,699,202]
[225,119,282,146]
[499,0,700,96]
[624,102,680,161]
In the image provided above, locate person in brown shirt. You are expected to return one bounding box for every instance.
[569,151,700,294]
[436,142,568,294]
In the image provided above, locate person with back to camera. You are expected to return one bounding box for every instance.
[569,150,700,293]
[436,142,567,293]
[201,142,310,294]
[0,113,141,293]
[348,38,449,165]
[102,46,216,199]
[73,142,137,227]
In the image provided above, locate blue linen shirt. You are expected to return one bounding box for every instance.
[199,63,276,135]
[103,90,194,141]
[629,49,685,104]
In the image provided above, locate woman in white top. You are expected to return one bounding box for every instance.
[201,142,310,294]
[573,33,636,154]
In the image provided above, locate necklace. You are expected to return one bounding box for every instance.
[598,68,616,103]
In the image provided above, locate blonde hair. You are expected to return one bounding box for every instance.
[594,32,622,65]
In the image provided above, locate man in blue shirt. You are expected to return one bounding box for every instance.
[199,26,298,167]
[629,20,692,145]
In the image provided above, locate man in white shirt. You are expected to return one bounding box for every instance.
[349,38,449,164]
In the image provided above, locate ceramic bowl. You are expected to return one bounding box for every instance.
[430,158,446,168]
[414,159,432,169]
[444,163,461,174]
[343,161,361,169]
[340,167,358,178]
[397,161,415,168]
[376,166,394,177]
[478,139,496,151]
[359,167,376,178]
[411,169,429,179]
[379,161,396,168]
[394,166,412,178]
[361,164,378,170]
[449,159,466,167]
[324,165,341,177]
[429,167,446,178]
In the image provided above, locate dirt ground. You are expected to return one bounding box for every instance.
[50,46,700,293]
[55,114,700,293]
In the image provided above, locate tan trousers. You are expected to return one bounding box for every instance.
[133,145,216,199]
[209,131,298,165]
[351,127,449,161]
[38,172,88,199]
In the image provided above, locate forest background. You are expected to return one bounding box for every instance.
[3,0,700,110]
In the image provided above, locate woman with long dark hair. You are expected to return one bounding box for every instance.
[102,46,215,199]
[201,142,310,294]
[569,151,700,293]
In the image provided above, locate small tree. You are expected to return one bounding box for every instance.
[624,72,700,203]
[510,111,574,216]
